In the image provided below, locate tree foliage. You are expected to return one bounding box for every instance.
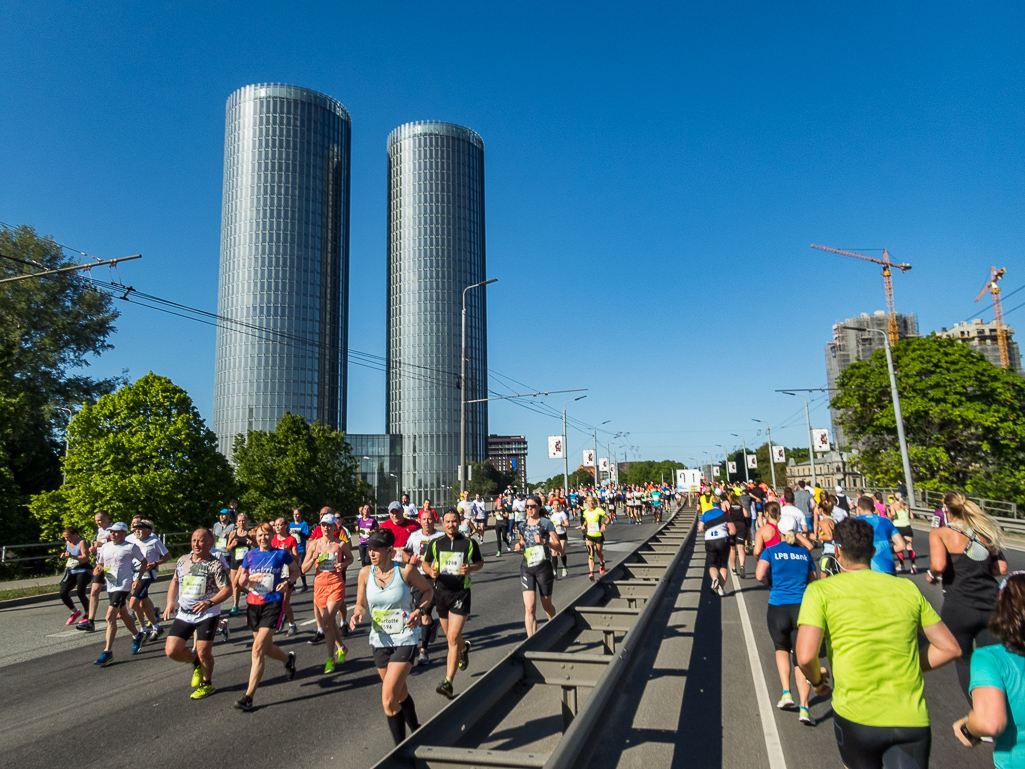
[624,459,686,486]
[1,224,121,544]
[831,335,1025,506]
[232,413,365,521]
[28,373,235,539]
[449,460,518,501]
[536,468,595,491]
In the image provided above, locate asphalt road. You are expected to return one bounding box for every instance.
[0,515,662,769]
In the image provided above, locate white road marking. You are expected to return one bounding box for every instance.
[731,570,788,769]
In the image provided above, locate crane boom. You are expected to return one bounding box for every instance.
[810,243,913,345]
[975,267,1009,368]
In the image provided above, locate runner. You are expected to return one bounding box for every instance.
[356,503,379,566]
[580,495,608,580]
[234,522,298,711]
[796,517,961,769]
[514,495,563,637]
[422,509,484,700]
[511,493,527,541]
[162,528,232,700]
[288,508,310,592]
[854,495,906,574]
[381,501,420,549]
[271,517,300,637]
[756,517,818,725]
[549,499,570,577]
[726,492,749,578]
[225,512,254,615]
[888,497,917,574]
[402,509,445,666]
[91,522,148,666]
[58,526,92,625]
[212,508,235,564]
[927,491,1008,699]
[401,493,419,521]
[301,513,353,673]
[76,511,112,632]
[128,519,171,641]
[698,498,735,597]
[493,494,510,556]
[753,501,782,557]
[470,494,488,542]
[350,528,434,745]
[816,497,841,577]
[651,486,664,523]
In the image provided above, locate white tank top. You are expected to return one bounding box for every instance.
[366,561,417,648]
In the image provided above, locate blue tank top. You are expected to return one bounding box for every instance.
[367,561,417,648]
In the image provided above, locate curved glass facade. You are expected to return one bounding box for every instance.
[214,83,350,455]
[386,121,488,504]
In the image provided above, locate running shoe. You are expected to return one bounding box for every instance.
[776,691,796,711]
[717,585,726,597]
[324,657,336,674]
[66,610,82,626]
[588,571,595,581]
[495,551,502,557]
[190,683,215,700]
[561,567,568,578]
[286,623,297,637]
[191,661,203,688]
[308,630,325,646]
[339,623,350,638]
[149,624,164,642]
[436,678,454,699]
[234,695,255,712]
[799,706,814,726]
[417,649,430,666]
[335,645,347,664]
[458,640,471,670]
[910,563,918,574]
[93,650,113,666]
[228,606,239,616]
[76,619,95,632]
[218,620,230,643]
[285,651,296,680]
[711,577,720,594]
[599,564,606,576]
[131,631,146,655]
[738,565,746,579]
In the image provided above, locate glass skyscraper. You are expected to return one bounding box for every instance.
[214,84,351,456]
[386,121,488,504]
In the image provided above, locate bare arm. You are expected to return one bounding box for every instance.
[891,532,907,552]
[337,540,354,571]
[349,566,370,629]
[927,528,948,581]
[755,558,770,585]
[796,624,831,696]
[163,576,180,621]
[954,687,1008,746]
[921,620,961,672]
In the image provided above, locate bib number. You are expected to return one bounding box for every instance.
[317,552,337,572]
[234,546,249,560]
[438,552,464,576]
[215,537,227,551]
[251,572,276,595]
[182,574,206,600]
[524,545,545,567]
[588,521,600,535]
[372,608,406,636]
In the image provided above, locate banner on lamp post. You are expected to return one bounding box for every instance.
[598,457,610,472]
[812,429,830,453]
[712,465,721,478]
[547,436,564,459]
[582,450,595,468]
[772,445,786,463]
[747,454,758,469]
[727,461,737,474]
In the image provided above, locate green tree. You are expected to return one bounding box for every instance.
[831,335,1025,506]
[233,413,365,521]
[536,468,594,491]
[28,373,235,539]
[1,224,121,544]
[624,459,686,486]
[449,460,517,501]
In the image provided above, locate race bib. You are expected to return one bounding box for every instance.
[181,574,206,600]
[233,546,249,560]
[524,545,545,567]
[372,608,406,636]
[438,551,464,576]
[587,521,600,535]
[555,526,566,535]
[66,556,81,570]
[215,537,227,551]
[250,572,276,595]
[317,552,337,572]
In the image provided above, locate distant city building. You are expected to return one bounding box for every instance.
[347,434,403,515]
[937,319,1022,374]
[487,435,527,490]
[386,121,488,504]
[213,84,351,456]
[786,451,866,493]
[825,310,918,447]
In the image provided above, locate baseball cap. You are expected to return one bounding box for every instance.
[320,513,338,525]
[219,508,232,516]
[388,501,403,513]
[135,519,154,530]
[835,485,844,493]
[108,522,129,532]
[778,516,796,535]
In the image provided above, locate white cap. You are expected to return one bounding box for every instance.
[320,513,337,525]
[108,522,129,532]
[835,484,844,493]
[778,516,797,534]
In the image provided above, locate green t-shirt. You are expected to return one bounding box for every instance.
[583,508,606,538]
[797,569,941,727]
[891,506,911,528]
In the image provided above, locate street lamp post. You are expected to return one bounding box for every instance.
[562,395,587,497]
[594,420,610,487]
[55,406,73,484]
[362,456,378,516]
[752,418,777,489]
[460,277,498,496]
[731,433,749,483]
[841,325,916,507]
[715,444,725,482]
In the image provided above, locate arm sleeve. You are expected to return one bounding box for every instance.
[968,646,1006,694]
[796,583,826,629]
[918,590,942,627]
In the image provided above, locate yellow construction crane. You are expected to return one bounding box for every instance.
[811,243,913,345]
[975,267,1010,368]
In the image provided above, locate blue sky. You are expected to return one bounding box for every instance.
[3,1,1023,481]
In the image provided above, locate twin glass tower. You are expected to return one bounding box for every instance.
[213,84,488,504]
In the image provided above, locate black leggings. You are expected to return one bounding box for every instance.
[941,599,998,699]
[59,570,90,612]
[495,522,509,548]
[833,713,930,769]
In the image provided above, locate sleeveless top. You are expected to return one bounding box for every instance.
[942,524,1001,611]
[763,522,781,549]
[314,539,345,587]
[64,540,89,572]
[366,561,417,648]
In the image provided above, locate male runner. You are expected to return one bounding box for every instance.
[76,511,112,632]
[92,522,148,665]
[128,519,170,641]
[402,509,445,665]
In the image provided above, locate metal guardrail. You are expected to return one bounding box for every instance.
[867,486,1018,519]
[910,508,1025,536]
[372,505,697,769]
[1,531,192,571]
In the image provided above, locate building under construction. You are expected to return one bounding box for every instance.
[938,319,1023,374]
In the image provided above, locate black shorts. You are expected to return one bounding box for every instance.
[246,601,285,632]
[704,540,730,569]
[729,524,749,545]
[585,534,605,546]
[92,572,105,586]
[410,585,436,617]
[168,615,220,642]
[372,644,417,669]
[557,532,568,541]
[833,712,930,769]
[766,603,801,653]
[107,590,130,609]
[434,587,471,618]
[897,526,913,540]
[230,558,246,570]
[131,577,154,600]
[520,561,555,597]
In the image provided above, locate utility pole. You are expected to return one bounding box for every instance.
[804,399,817,489]
[766,425,776,489]
[460,278,497,496]
[562,394,587,496]
[0,253,142,284]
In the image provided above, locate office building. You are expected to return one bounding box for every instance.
[825,311,918,447]
[386,121,488,504]
[347,434,404,515]
[938,319,1023,374]
[213,83,351,455]
[488,435,527,491]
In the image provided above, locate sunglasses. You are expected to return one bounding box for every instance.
[525,503,539,509]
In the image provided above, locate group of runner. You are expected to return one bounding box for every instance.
[697,478,1022,768]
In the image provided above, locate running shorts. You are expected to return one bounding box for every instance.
[131,576,154,600]
[586,534,605,545]
[246,600,285,632]
[766,603,801,653]
[832,713,930,769]
[434,587,471,618]
[728,525,749,546]
[107,590,129,608]
[897,526,913,540]
[372,644,417,669]
[313,572,345,609]
[556,532,568,542]
[168,615,219,642]
[410,585,436,616]
[520,561,555,597]
[704,540,730,569]
[92,572,105,586]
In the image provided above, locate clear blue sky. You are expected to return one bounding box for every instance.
[3,1,1023,482]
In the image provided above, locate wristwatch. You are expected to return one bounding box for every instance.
[960,722,981,745]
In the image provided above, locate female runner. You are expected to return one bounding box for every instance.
[514,495,564,637]
[225,512,254,615]
[302,513,353,673]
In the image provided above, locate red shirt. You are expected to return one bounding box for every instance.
[380,518,420,549]
[272,534,298,552]
[420,507,439,522]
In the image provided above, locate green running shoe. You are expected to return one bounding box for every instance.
[191,661,203,688]
[190,683,215,700]
[324,657,335,674]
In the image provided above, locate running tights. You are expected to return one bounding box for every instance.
[59,570,90,612]
[551,553,567,569]
[941,599,999,699]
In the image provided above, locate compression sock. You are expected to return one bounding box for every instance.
[909,549,916,563]
[897,552,905,564]
[386,712,406,745]
[400,694,420,731]
[421,619,432,651]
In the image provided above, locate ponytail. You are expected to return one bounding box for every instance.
[783,530,797,546]
[944,491,1002,554]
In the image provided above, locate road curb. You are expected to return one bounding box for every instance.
[0,574,171,609]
